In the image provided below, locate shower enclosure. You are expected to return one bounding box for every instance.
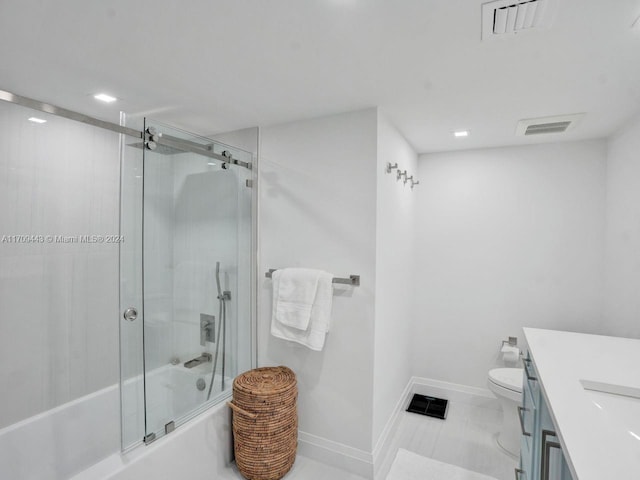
[0,88,256,479]
[120,119,255,449]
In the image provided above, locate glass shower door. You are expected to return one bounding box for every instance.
[139,119,253,443]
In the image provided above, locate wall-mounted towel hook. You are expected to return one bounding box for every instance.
[410,178,420,189]
[386,162,398,173]
[405,175,413,185]
[397,170,407,181]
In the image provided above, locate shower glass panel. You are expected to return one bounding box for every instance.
[0,98,122,477]
[120,118,254,448]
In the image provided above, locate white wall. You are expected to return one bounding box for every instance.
[0,101,120,430]
[372,113,416,450]
[604,114,640,339]
[258,109,378,454]
[413,140,607,388]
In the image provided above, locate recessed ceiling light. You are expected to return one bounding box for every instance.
[454,130,469,137]
[28,117,47,124]
[94,93,117,103]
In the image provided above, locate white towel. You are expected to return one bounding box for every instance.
[274,268,322,330]
[271,269,334,351]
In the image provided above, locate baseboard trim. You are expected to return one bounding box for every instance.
[410,376,498,406]
[372,378,413,474]
[298,431,374,478]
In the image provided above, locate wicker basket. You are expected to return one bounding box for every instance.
[228,366,298,480]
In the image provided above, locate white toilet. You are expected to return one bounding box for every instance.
[487,367,523,457]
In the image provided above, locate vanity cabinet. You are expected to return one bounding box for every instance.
[517,353,573,480]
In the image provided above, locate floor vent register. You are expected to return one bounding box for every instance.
[406,394,449,420]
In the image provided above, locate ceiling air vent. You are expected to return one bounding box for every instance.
[524,121,571,135]
[516,114,585,136]
[481,0,557,40]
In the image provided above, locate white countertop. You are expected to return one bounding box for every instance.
[524,328,640,480]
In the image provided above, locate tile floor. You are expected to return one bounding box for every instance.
[219,398,517,479]
[378,399,518,480]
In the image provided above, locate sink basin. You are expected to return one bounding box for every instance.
[580,379,640,442]
[580,380,640,400]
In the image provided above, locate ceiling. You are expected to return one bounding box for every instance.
[1,0,639,153]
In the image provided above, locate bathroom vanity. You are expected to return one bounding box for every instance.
[519,328,640,480]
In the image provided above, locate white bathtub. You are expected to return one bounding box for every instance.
[0,363,233,480]
[0,383,120,480]
[128,362,231,444]
[72,398,234,480]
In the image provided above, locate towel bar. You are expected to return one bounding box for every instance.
[265,269,360,286]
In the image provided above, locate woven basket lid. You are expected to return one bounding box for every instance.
[233,366,296,396]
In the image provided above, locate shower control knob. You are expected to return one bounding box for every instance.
[123,307,138,322]
[145,141,157,151]
[146,127,157,135]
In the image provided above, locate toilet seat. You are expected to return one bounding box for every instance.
[488,368,523,393]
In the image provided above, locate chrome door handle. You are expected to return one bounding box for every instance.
[523,357,537,381]
[515,468,526,480]
[517,406,531,437]
[123,307,138,322]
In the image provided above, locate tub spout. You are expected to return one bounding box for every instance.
[184,352,212,369]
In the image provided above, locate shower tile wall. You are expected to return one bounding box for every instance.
[142,155,176,371]
[171,156,239,369]
[141,153,243,372]
[0,101,120,430]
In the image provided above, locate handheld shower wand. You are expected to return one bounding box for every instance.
[207,261,230,400]
[215,261,223,299]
